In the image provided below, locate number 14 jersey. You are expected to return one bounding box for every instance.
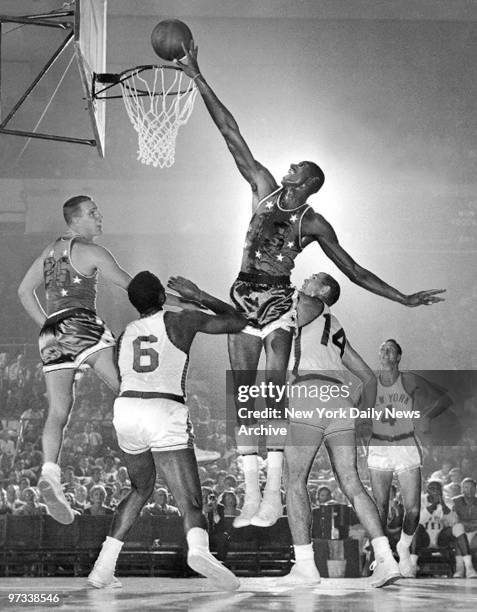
[118,311,188,397]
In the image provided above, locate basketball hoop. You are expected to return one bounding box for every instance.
[118,65,198,168]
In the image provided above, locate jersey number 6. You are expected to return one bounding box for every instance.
[132,335,159,373]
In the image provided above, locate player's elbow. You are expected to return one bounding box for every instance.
[227,314,247,334]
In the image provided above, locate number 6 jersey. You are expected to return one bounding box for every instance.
[118,311,188,397]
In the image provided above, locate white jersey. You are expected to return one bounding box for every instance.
[118,311,188,397]
[292,305,347,383]
[373,374,414,437]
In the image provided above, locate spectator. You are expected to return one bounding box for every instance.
[0,430,15,457]
[14,487,48,516]
[202,487,220,527]
[64,492,82,517]
[443,467,462,507]
[223,474,237,490]
[86,466,105,491]
[461,457,477,482]
[83,485,114,516]
[116,466,131,489]
[20,404,44,444]
[0,487,12,515]
[5,483,22,512]
[74,485,89,512]
[141,488,181,517]
[314,486,334,507]
[62,466,80,494]
[218,490,240,518]
[430,460,453,485]
[102,455,118,482]
[452,478,477,578]
[410,480,458,574]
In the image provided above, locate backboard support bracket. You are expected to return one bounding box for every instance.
[0,8,103,152]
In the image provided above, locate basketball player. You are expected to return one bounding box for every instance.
[177,45,445,528]
[283,272,400,587]
[368,339,452,577]
[18,195,131,525]
[88,272,245,591]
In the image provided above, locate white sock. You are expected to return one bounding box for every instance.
[187,527,209,552]
[294,543,314,563]
[96,536,123,569]
[463,555,474,569]
[398,532,414,549]
[42,462,60,479]
[410,554,418,565]
[264,451,283,494]
[241,454,261,502]
[371,536,392,558]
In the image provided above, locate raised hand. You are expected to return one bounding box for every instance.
[167,276,202,302]
[404,289,446,307]
[175,40,200,79]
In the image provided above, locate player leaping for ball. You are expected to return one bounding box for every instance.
[177,44,445,529]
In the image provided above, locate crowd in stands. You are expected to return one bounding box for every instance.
[1,349,477,575]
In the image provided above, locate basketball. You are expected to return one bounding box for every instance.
[151,19,193,61]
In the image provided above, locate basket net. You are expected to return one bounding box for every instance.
[120,67,198,168]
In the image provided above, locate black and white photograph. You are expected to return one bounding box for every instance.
[0,1,476,610]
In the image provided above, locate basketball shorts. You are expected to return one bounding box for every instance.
[287,388,355,443]
[39,307,115,373]
[230,272,297,338]
[113,396,195,454]
[367,437,422,474]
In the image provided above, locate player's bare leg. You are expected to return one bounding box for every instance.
[86,346,120,393]
[326,434,400,586]
[395,467,421,577]
[38,369,77,524]
[228,332,263,527]
[283,422,323,584]
[155,448,239,591]
[251,327,293,527]
[369,468,394,527]
[88,449,156,588]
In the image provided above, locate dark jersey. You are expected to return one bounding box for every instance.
[241,187,311,276]
[43,236,97,316]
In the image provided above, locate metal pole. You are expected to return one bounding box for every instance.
[0,31,73,128]
[0,16,72,29]
[0,127,95,146]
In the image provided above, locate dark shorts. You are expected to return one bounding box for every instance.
[230,272,296,336]
[39,308,115,373]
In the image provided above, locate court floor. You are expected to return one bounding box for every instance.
[1,577,476,612]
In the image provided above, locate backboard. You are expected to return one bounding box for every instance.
[74,0,107,157]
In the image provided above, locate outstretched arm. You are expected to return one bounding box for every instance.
[18,254,48,327]
[308,213,445,307]
[342,341,377,410]
[167,276,238,316]
[176,43,277,203]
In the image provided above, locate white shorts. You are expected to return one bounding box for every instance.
[242,304,297,338]
[367,441,422,474]
[113,396,194,454]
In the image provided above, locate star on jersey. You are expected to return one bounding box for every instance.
[289,214,298,223]
[49,249,54,256]
[255,250,262,259]
[265,202,274,209]
[287,241,294,248]
[276,254,284,262]
[73,276,82,284]
[63,249,68,256]
[60,289,69,297]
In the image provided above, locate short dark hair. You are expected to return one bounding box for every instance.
[63,195,91,225]
[321,273,341,306]
[462,477,477,487]
[385,338,402,356]
[305,161,325,193]
[127,271,165,314]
